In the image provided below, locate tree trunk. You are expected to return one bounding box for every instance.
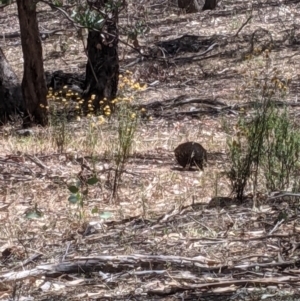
[0,48,24,124]
[84,0,119,112]
[16,0,48,127]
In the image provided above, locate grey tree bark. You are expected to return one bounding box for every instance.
[16,0,48,127]
[83,0,121,112]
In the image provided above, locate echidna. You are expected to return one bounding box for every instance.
[174,141,207,170]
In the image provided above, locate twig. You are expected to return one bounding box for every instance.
[62,242,72,262]
[174,43,219,62]
[235,15,253,37]
[268,219,285,235]
[24,154,48,170]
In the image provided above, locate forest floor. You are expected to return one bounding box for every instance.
[1,0,300,300]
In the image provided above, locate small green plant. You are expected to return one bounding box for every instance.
[112,103,138,199]
[85,117,103,155]
[46,87,81,153]
[49,110,69,153]
[262,107,300,191]
[68,176,98,220]
[104,71,147,200]
[25,203,43,219]
[124,19,149,49]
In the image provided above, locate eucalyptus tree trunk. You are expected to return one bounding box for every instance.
[84,0,121,112]
[16,0,48,127]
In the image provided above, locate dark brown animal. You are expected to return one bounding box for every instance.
[178,0,217,13]
[203,0,217,11]
[174,142,207,170]
[178,0,201,13]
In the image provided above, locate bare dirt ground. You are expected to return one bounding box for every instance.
[1,0,300,300]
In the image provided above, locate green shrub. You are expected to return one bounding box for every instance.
[227,53,300,201]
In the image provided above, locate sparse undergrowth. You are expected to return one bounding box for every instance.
[1,0,300,299]
[48,71,148,209]
[227,51,300,203]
